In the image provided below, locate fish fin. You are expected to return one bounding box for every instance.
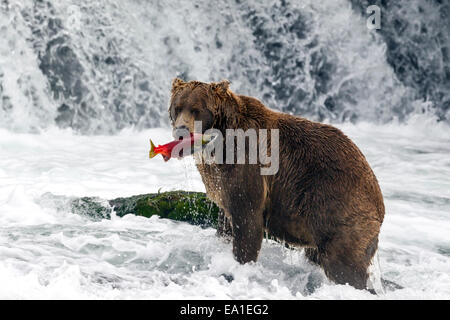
[149,139,157,158]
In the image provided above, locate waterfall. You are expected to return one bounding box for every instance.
[0,0,448,134]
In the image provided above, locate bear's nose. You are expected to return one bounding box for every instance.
[173,126,190,140]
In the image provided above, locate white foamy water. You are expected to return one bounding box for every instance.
[3,0,445,134]
[0,119,449,299]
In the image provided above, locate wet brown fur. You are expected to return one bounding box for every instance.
[169,78,385,290]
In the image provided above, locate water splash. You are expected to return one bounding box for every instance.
[0,0,447,134]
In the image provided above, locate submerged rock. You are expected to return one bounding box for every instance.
[110,191,220,227]
[38,190,220,228]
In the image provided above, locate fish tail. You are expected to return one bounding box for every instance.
[149,139,157,158]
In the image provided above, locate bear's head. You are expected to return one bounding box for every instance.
[168,78,240,138]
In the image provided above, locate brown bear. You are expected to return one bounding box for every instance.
[168,78,385,290]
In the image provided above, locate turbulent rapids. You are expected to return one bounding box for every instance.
[0,0,449,134]
[0,0,449,299]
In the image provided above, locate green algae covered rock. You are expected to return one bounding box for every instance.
[38,191,220,228]
[110,191,219,227]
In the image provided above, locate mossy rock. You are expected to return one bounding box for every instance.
[110,191,219,227]
[39,191,220,228]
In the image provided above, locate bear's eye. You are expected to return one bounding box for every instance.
[174,106,182,117]
[191,109,199,117]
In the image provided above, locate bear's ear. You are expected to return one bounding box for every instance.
[210,80,230,96]
[171,77,186,93]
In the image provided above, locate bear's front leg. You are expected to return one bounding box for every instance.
[220,166,266,264]
[231,206,264,263]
